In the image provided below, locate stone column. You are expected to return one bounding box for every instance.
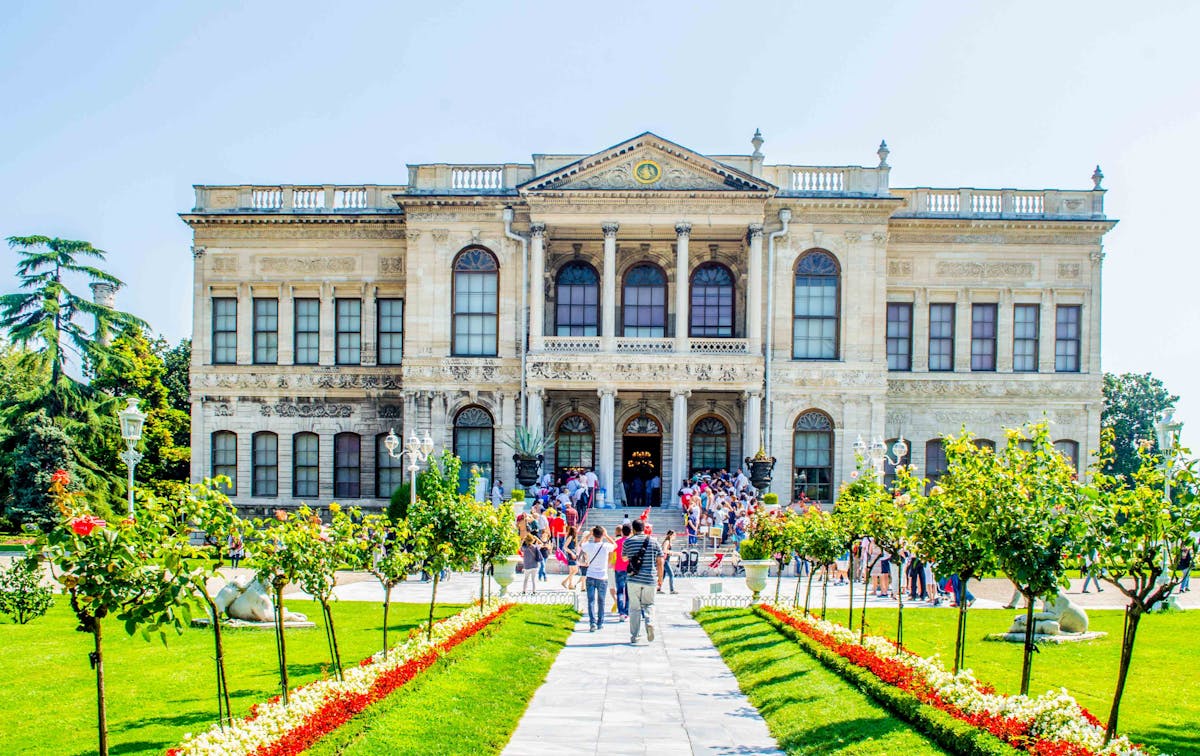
[598,389,616,505]
[361,286,377,366]
[236,283,252,365]
[911,289,927,372]
[675,222,692,352]
[954,289,971,372]
[746,224,764,354]
[529,223,546,352]
[499,392,517,491]
[671,388,691,495]
[278,287,294,365]
[527,387,544,436]
[1039,290,1056,373]
[743,390,762,457]
[997,288,1013,372]
[601,223,618,351]
[319,283,335,366]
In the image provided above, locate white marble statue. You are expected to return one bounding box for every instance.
[213,575,307,623]
[1006,592,1088,636]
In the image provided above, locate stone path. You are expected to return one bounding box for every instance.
[501,591,783,756]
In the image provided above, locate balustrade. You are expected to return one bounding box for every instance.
[451,166,504,190]
[791,167,846,192]
[542,336,601,353]
[689,338,749,354]
[894,187,1101,219]
[614,337,674,354]
[251,187,282,209]
[292,187,325,210]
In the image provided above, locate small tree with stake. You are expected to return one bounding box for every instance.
[831,476,870,632]
[1081,428,1198,743]
[867,465,920,651]
[473,499,520,608]
[353,512,415,658]
[794,506,846,618]
[252,509,307,703]
[291,504,356,681]
[838,461,901,642]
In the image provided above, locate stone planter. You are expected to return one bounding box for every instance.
[509,497,526,517]
[744,455,776,491]
[513,454,543,488]
[742,559,774,600]
[492,555,522,597]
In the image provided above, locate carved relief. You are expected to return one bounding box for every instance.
[887,259,913,277]
[888,379,1098,399]
[933,409,1030,425]
[208,190,237,209]
[935,261,1034,279]
[379,405,403,419]
[261,402,353,418]
[211,256,239,273]
[1057,262,1082,279]
[260,257,357,275]
[193,372,403,390]
[885,409,910,428]
[379,257,405,275]
[193,224,404,241]
[211,403,234,416]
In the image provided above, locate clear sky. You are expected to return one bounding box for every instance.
[1,1,1196,440]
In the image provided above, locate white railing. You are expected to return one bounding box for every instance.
[451,166,504,190]
[689,338,749,354]
[893,187,1102,219]
[970,191,1002,214]
[1012,191,1045,214]
[334,187,368,209]
[692,594,755,612]
[292,187,325,210]
[615,337,675,354]
[251,187,282,209]
[791,167,846,192]
[542,336,601,353]
[926,191,960,213]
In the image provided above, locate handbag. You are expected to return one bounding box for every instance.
[627,536,651,576]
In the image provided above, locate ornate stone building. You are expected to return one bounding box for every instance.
[182,131,1113,515]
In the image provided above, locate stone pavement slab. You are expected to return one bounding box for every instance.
[500,591,783,756]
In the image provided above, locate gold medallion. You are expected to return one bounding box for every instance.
[633,160,662,184]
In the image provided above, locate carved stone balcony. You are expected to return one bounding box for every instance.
[539,337,751,356]
[891,187,1105,220]
[191,185,406,213]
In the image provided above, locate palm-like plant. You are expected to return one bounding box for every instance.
[503,426,555,458]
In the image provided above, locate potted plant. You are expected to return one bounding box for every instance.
[744,447,777,491]
[763,492,780,509]
[508,488,526,516]
[504,426,554,488]
[739,538,774,600]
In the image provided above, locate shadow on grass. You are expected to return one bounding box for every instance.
[109,709,213,733]
[777,716,926,754]
[1138,726,1200,756]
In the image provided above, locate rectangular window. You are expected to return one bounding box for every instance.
[886,302,912,371]
[252,433,278,497]
[335,298,361,365]
[334,433,361,498]
[293,433,319,498]
[377,299,404,365]
[928,303,955,371]
[252,298,278,365]
[212,298,237,365]
[211,432,237,495]
[376,433,405,499]
[1055,305,1081,372]
[970,303,997,372]
[1012,303,1040,372]
[294,298,319,365]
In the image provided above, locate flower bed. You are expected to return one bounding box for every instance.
[756,605,1149,756]
[168,602,513,756]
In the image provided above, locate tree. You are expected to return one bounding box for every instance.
[911,433,999,673]
[831,478,869,631]
[252,509,307,703]
[1081,430,1199,742]
[1102,372,1178,481]
[406,451,486,640]
[292,504,356,681]
[791,504,846,618]
[869,466,921,651]
[744,508,796,604]
[157,337,191,414]
[838,463,902,642]
[473,500,520,608]
[0,556,53,624]
[7,411,91,528]
[352,513,415,657]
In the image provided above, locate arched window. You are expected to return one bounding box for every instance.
[252,432,278,497]
[974,439,996,452]
[1054,440,1080,473]
[454,406,494,493]
[690,263,735,337]
[334,432,361,498]
[793,251,840,359]
[555,262,599,336]
[376,432,405,499]
[793,411,833,502]
[556,414,594,474]
[882,438,911,489]
[452,247,499,356]
[925,439,948,493]
[212,431,237,496]
[622,263,667,337]
[293,432,318,498]
[690,416,729,473]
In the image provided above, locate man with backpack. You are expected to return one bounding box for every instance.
[578,525,617,632]
[621,519,664,645]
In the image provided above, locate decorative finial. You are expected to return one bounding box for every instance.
[1092,165,1104,190]
[877,140,890,168]
[751,128,764,157]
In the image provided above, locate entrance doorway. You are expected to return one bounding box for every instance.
[622,413,663,506]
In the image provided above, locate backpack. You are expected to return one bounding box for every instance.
[627,536,652,576]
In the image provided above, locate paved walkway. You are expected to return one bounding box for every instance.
[501,590,783,756]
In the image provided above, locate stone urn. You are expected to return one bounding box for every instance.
[744,453,777,491]
[492,555,522,597]
[742,559,774,600]
[513,454,543,488]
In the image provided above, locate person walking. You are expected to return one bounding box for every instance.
[613,523,632,621]
[660,529,678,594]
[561,526,581,590]
[520,534,544,594]
[579,525,616,631]
[1081,550,1104,593]
[622,519,664,644]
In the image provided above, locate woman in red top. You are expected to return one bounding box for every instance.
[612,523,632,620]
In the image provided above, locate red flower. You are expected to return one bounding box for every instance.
[70,515,106,536]
[274,509,289,521]
[51,469,70,486]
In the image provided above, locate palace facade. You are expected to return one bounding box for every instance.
[182,132,1114,515]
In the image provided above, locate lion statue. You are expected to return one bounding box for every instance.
[213,575,308,624]
[1007,592,1088,636]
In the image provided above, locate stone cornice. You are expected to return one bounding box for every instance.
[181,213,403,228]
[888,217,1117,239]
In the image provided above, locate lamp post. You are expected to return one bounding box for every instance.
[853,434,908,482]
[1152,413,1185,609]
[383,428,435,510]
[118,397,146,517]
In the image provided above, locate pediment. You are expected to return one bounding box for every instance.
[518,132,775,194]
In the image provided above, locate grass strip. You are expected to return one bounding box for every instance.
[696,607,948,755]
[307,604,577,756]
[753,607,1021,756]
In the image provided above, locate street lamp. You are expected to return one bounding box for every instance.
[1152,412,1184,609]
[383,428,435,510]
[853,434,908,480]
[118,397,146,517]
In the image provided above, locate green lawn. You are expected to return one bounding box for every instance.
[308,604,577,755]
[832,606,1200,755]
[698,607,947,755]
[0,598,467,755]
